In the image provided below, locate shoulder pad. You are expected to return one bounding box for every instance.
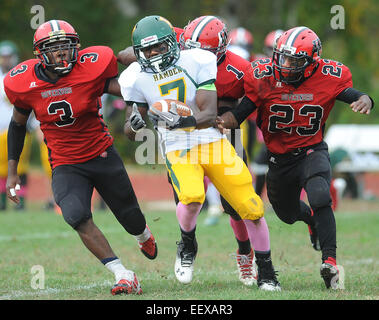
[4,59,39,95]
[77,46,116,78]
[191,48,216,65]
[118,62,141,88]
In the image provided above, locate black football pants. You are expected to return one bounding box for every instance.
[52,145,146,235]
[266,141,337,261]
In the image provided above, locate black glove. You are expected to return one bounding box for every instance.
[130,103,146,132]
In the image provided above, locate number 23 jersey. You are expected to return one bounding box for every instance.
[244,58,353,154]
[4,46,117,168]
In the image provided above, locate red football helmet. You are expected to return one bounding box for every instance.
[263,29,283,57]
[272,26,322,84]
[179,16,228,62]
[229,27,254,51]
[33,20,80,75]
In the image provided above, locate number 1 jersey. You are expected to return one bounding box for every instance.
[4,46,117,168]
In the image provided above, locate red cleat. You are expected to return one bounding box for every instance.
[111,273,142,295]
[138,227,158,260]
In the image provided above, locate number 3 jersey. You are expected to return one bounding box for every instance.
[119,48,224,154]
[4,46,117,168]
[244,58,353,154]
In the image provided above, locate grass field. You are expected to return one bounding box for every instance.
[0,199,378,301]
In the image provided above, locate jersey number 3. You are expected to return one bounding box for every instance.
[48,100,75,127]
[268,104,323,136]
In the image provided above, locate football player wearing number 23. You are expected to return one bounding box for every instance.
[4,20,158,295]
[218,26,374,289]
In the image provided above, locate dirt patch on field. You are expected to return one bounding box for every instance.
[26,170,379,205]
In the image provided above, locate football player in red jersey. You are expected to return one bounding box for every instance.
[179,16,280,290]
[4,20,157,295]
[217,26,374,289]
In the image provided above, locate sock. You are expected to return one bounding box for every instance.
[176,201,202,232]
[180,227,197,252]
[313,206,337,262]
[244,217,270,253]
[255,251,272,262]
[229,217,251,254]
[134,225,151,243]
[297,201,315,226]
[103,257,133,283]
[0,178,6,193]
[0,192,6,210]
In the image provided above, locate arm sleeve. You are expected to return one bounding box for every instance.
[230,96,258,125]
[336,87,374,110]
[7,119,27,161]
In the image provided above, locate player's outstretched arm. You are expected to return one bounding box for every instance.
[350,95,373,115]
[336,88,374,115]
[6,107,29,203]
[117,46,137,67]
[105,78,122,97]
[217,96,258,131]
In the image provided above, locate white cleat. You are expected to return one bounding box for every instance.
[233,249,258,286]
[174,240,197,284]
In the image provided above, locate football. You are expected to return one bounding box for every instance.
[150,99,193,116]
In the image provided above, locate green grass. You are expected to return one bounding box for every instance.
[0,200,378,300]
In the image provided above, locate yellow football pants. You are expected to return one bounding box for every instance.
[166,138,264,220]
[0,130,32,177]
[39,142,52,177]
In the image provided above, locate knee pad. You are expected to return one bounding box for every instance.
[305,176,332,209]
[236,196,264,221]
[59,194,92,229]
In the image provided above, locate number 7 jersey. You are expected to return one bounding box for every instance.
[244,58,353,154]
[4,46,117,168]
[119,48,224,154]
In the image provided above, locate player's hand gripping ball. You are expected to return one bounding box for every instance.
[149,99,194,130]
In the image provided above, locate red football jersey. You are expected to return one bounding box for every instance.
[244,58,353,154]
[216,50,251,100]
[4,46,117,168]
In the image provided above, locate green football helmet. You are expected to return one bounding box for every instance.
[132,15,179,73]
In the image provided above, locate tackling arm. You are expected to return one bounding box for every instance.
[104,77,122,97]
[216,96,257,130]
[117,46,137,67]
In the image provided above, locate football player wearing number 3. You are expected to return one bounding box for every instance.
[4,20,158,295]
[217,27,374,289]
[121,15,280,291]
